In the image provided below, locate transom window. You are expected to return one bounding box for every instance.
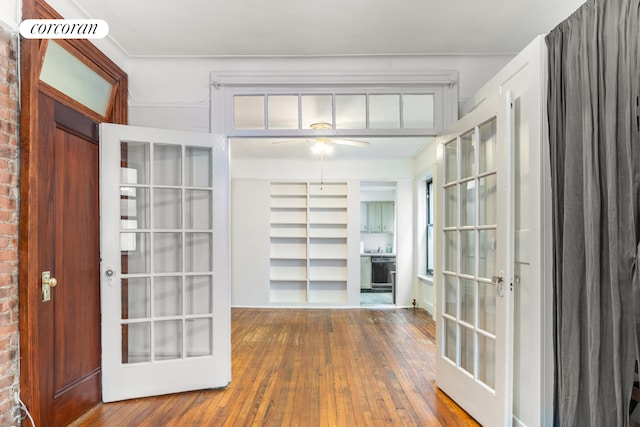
[232,92,435,132]
[210,71,458,138]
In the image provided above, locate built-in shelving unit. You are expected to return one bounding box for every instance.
[269,182,348,304]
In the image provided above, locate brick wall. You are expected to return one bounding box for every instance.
[0,24,20,427]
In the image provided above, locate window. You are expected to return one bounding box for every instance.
[426,179,434,275]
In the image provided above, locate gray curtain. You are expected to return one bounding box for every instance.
[547,0,640,425]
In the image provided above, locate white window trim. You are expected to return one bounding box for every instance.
[209,70,459,138]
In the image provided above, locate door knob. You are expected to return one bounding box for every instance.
[42,271,58,287]
[42,271,57,302]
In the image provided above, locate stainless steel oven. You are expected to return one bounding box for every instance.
[371,256,396,288]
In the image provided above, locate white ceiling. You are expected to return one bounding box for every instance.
[69,0,585,160]
[72,0,585,57]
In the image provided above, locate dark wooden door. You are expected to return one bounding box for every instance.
[37,93,101,426]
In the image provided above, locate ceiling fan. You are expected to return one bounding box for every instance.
[274,122,369,154]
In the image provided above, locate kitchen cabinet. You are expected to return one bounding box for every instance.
[381,202,394,233]
[360,256,371,289]
[362,201,394,233]
[360,202,369,232]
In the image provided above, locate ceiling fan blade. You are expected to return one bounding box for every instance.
[334,138,369,148]
[271,139,303,145]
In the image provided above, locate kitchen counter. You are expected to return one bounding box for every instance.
[361,253,396,257]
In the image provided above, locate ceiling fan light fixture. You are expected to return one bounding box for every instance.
[311,141,333,155]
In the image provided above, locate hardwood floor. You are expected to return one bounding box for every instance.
[70,308,479,426]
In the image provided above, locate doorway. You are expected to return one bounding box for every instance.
[360,181,397,306]
[19,1,128,425]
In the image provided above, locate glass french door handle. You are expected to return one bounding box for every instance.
[105,268,115,286]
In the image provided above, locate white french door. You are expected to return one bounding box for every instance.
[435,93,514,426]
[99,124,230,402]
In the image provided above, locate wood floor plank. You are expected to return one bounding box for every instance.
[70,308,479,426]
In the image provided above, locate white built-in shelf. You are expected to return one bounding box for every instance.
[269,181,348,304]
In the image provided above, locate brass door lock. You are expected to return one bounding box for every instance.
[42,271,58,302]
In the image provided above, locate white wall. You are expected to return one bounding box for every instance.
[1,0,20,29]
[45,0,130,71]
[231,180,271,306]
[230,158,416,308]
[127,55,513,132]
[412,141,437,314]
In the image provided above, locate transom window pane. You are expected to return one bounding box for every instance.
[369,94,400,128]
[336,94,366,129]
[403,94,434,128]
[234,95,265,130]
[40,41,113,117]
[268,95,298,129]
[301,95,332,129]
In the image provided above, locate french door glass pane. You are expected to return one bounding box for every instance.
[445,318,457,363]
[154,144,182,186]
[444,140,457,184]
[460,278,476,325]
[460,180,476,226]
[479,174,497,225]
[124,322,150,364]
[121,232,150,274]
[460,326,474,375]
[121,141,149,185]
[153,188,182,229]
[187,319,213,357]
[479,118,497,173]
[444,231,458,272]
[460,231,475,276]
[444,275,457,317]
[122,278,150,319]
[121,187,149,229]
[154,276,182,317]
[478,335,496,389]
[478,281,497,334]
[185,233,213,272]
[185,190,212,229]
[478,230,497,279]
[185,276,213,315]
[153,233,182,273]
[185,146,212,187]
[154,320,182,360]
[445,186,457,227]
[460,130,476,179]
